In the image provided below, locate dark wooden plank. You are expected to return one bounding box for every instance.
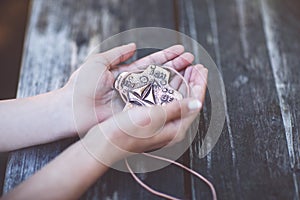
[3,0,191,199]
[260,0,300,198]
[178,0,298,199]
[177,0,240,199]
[3,0,82,192]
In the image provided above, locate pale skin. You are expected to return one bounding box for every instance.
[0,44,208,200]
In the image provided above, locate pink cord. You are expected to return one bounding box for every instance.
[125,153,217,200]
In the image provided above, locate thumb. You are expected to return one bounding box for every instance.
[107,98,202,139]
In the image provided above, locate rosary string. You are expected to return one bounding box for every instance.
[125,158,180,200]
[125,153,217,200]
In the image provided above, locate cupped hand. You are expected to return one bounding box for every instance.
[63,43,195,135]
[82,64,208,165]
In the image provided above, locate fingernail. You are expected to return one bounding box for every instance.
[188,99,202,111]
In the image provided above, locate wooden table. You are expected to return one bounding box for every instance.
[2,0,300,199]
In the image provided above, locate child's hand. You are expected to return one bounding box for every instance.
[0,50,207,199]
[63,43,195,135]
[82,64,207,165]
[0,43,198,151]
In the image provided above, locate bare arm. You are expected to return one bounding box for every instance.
[0,88,74,151]
[0,44,195,152]
[2,95,205,200]
[0,43,206,199]
[1,137,108,200]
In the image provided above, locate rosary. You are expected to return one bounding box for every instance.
[114,65,217,200]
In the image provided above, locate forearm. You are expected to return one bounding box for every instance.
[0,87,75,151]
[1,96,202,200]
[2,137,109,200]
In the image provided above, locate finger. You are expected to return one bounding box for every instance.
[189,64,207,86]
[164,52,194,71]
[108,98,202,139]
[177,112,200,143]
[170,65,207,144]
[129,45,185,69]
[148,109,200,148]
[178,65,194,96]
[162,98,202,122]
[169,75,183,91]
[160,106,200,147]
[184,66,193,84]
[189,64,208,102]
[168,65,193,95]
[157,65,207,146]
[99,43,136,68]
[168,65,192,98]
[147,98,202,144]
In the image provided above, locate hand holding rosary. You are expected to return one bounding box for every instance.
[114,64,217,200]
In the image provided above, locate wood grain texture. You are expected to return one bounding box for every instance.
[260,0,300,198]
[178,0,240,198]
[3,0,300,199]
[178,0,299,199]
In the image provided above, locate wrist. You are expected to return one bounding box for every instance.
[82,124,131,167]
[51,86,77,138]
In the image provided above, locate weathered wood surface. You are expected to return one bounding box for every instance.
[2,0,300,199]
[179,0,300,199]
